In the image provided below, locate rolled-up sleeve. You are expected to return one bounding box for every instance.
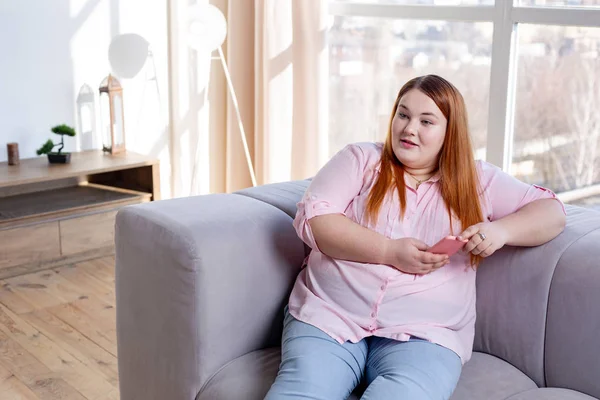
[479,160,566,221]
[293,143,367,251]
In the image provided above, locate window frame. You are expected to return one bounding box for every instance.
[328,1,600,175]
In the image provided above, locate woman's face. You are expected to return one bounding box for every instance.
[391,89,448,171]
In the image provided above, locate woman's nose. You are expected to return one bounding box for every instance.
[404,120,418,135]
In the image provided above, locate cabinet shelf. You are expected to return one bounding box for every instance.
[0,184,151,227]
[0,150,160,279]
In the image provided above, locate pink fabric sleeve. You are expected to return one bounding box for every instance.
[293,144,366,252]
[479,161,566,221]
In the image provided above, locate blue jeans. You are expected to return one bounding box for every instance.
[264,308,462,400]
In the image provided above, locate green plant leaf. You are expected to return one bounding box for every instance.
[36,139,55,155]
[51,124,76,136]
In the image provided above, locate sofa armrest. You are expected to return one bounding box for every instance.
[115,194,305,400]
[544,221,600,398]
[474,205,600,387]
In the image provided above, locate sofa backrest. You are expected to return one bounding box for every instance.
[236,180,312,258]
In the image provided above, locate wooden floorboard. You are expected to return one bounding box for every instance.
[0,256,119,399]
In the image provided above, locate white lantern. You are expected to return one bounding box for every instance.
[99,74,126,154]
[76,84,97,150]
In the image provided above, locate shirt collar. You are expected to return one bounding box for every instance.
[427,172,442,183]
[374,163,441,183]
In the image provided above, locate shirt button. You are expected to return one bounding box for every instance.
[371,312,376,318]
[380,284,386,290]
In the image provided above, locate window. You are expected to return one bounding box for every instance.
[328,0,600,208]
[333,0,494,4]
[512,25,600,195]
[329,17,492,158]
[517,0,600,7]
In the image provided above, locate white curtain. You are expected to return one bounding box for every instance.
[168,0,329,196]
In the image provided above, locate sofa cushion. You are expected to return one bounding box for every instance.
[505,388,597,399]
[196,347,361,400]
[196,347,279,400]
[450,352,537,399]
[196,348,543,400]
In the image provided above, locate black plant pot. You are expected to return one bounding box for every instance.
[47,152,71,164]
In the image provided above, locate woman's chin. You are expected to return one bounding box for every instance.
[393,148,418,165]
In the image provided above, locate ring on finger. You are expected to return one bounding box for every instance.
[477,232,486,241]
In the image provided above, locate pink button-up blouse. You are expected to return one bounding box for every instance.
[289,142,564,363]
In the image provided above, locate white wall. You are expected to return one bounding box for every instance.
[0,0,172,196]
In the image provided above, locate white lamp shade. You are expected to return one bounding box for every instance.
[187,4,227,52]
[108,33,150,79]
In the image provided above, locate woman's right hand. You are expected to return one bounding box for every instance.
[383,238,449,275]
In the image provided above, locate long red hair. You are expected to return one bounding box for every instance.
[365,75,484,267]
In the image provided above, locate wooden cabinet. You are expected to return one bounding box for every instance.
[0,150,159,279]
[59,210,119,256]
[0,222,61,270]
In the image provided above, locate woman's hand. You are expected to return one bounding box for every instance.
[458,222,509,258]
[384,238,449,275]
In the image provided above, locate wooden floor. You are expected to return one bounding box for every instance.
[0,256,119,399]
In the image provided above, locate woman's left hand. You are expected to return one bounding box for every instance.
[458,222,509,258]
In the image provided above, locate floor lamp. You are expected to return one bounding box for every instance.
[108,33,164,148]
[187,3,257,188]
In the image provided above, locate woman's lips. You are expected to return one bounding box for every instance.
[400,139,418,149]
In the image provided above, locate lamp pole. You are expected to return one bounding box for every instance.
[217,46,257,187]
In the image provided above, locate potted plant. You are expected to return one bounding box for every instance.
[36,124,77,164]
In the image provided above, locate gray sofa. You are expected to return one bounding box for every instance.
[115,180,600,400]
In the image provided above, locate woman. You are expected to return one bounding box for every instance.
[265,75,566,400]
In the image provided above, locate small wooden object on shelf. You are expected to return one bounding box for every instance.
[0,150,160,279]
[7,143,19,165]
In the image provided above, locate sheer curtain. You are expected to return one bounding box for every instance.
[168,0,328,197]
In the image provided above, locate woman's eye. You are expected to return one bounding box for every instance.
[422,120,432,125]
[397,113,408,119]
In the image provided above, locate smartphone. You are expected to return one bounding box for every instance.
[428,235,468,257]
